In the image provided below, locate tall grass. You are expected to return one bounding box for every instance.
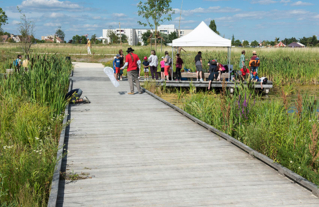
[0,55,72,206]
[144,82,319,186]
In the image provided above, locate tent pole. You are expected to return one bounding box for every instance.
[172,46,174,81]
[228,47,231,81]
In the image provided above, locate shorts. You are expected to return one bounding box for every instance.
[196,65,202,72]
[113,68,116,74]
[164,66,170,76]
[161,67,164,72]
[144,67,149,73]
[116,67,120,73]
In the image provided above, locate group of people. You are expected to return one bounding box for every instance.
[13,55,30,72]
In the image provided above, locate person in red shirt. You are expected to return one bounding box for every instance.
[120,47,143,94]
[240,65,250,81]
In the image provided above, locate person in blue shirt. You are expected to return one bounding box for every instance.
[142,56,150,80]
[113,55,121,81]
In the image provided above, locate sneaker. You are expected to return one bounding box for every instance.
[120,78,122,81]
[128,92,134,95]
[200,78,203,82]
[197,79,199,81]
[84,96,91,103]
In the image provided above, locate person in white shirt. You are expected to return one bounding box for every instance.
[148,50,158,80]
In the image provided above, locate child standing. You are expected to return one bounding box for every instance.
[114,54,121,81]
[113,56,116,77]
[160,57,165,80]
[143,56,150,80]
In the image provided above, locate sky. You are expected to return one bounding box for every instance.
[1,0,319,42]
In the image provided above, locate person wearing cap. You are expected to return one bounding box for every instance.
[114,54,121,81]
[120,47,143,94]
[195,51,203,82]
[160,56,165,80]
[87,38,92,55]
[249,51,260,78]
[148,50,158,80]
[143,56,150,80]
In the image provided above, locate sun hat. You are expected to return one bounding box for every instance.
[126,47,134,53]
[144,56,147,60]
[161,56,164,59]
[116,54,120,57]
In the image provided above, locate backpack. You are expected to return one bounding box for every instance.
[249,58,260,67]
[13,59,19,67]
[168,57,172,65]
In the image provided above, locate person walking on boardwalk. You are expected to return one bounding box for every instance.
[195,51,203,82]
[120,47,143,95]
[87,38,92,55]
[148,50,158,80]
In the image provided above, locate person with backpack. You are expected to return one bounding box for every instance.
[195,51,203,82]
[120,47,143,95]
[175,54,184,81]
[164,51,172,81]
[249,51,260,78]
[207,59,218,90]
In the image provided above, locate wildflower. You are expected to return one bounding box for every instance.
[298,167,301,169]
[290,160,293,163]
[35,137,39,140]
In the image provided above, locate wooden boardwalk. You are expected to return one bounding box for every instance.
[57,62,319,207]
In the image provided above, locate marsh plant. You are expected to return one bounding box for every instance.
[0,55,72,206]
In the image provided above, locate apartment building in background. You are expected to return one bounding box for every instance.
[102,24,192,46]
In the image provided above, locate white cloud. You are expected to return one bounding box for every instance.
[20,0,83,11]
[12,20,20,25]
[44,22,61,27]
[49,12,65,18]
[291,1,313,6]
[280,0,291,3]
[112,13,126,18]
[252,0,277,4]
[174,6,240,16]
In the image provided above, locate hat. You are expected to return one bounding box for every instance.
[116,54,120,57]
[161,56,164,59]
[253,51,257,55]
[126,47,134,53]
[253,72,257,76]
[144,56,147,60]
[211,59,217,65]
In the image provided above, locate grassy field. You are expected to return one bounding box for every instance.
[143,81,319,186]
[2,43,319,88]
[0,55,72,206]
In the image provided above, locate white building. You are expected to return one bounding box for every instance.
[102,24,192,46]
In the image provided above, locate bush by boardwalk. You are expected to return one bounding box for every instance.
[0,55,72,206]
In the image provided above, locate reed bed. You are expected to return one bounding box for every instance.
[144,81,319,186]
[0,55,72,206]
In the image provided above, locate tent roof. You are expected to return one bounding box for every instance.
[172,21,231,47]
[275,41,286,47]
[287,42,304,47]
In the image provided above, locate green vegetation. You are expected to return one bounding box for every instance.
[0,55,72,206]
[144,82,319,186]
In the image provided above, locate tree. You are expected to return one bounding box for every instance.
[72,35,81,44]
[17,7,34,54]
[141,30,152,46]
[121,34,128,43]
[231,35,235,45]
[168,31,178,42]
[242,40,249,47]
[54,35,56,43]
[209,20,220,35]
[137,0,174,51]
[275,37,280,44]
[81,36,87,44]
[107,30,118,44]
[55,26,65,40]
[234,39,242,46]
[91,34,96,44]
[311,35,318,46]
[251,40,259,47]
[0,8,8,29]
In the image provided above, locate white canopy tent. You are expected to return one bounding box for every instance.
[171,21,232,80]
